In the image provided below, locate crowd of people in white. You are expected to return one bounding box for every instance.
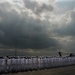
[0,56,75,73]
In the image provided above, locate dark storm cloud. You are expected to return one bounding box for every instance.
[23,0,53,15]
[0,1,59,49]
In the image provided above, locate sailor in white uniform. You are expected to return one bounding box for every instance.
[62,57,65,66]
[32,57,35,69]
[0,57,4,72]
[58,57,62,66]
[41,57,44,69]
[55,57,59,67]
[17,56,21,71]
[73,57,75,64]
[47,57,51,68]
[25,57,29,70]
[7,58,12,72]
[64,57,68,66]
[28,57,33,70]
[27,57,30,70]
[32,57,37,69]
[67,57,71,65]
[15,58,18,71]
[48,57,51,68]
[47,57,50,68]
[40,57,44,69]
[42,57,45,69]
[48,57,50,68]
[46,57,48,68]
[21,57,25,70]
[40,57,42,69]
[11,57,16,71]
[38,57,41,69]
[72,57,75,64]
[4,56,9,72]
[51,57,54,67]
[15,57,19,71]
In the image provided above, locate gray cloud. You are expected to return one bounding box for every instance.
[23,0,53,15]
[51,8,75,53]
[1,0,75,54]
[0,1,59,50]
[54,9,75,36]
[1,0,75,55]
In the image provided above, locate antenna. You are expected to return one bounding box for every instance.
[15,39,17,57]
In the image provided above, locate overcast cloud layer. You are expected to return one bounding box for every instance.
[0,0,75,55]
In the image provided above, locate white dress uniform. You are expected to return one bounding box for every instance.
[62,57,66,66]
[59,57,63,66]
[0,58,4,72]
[28,58,32,70]
[11,58,16,70]
[73,57,75,64]
[57,57,59,66]
[4,57,8,71]
[51,57,54,67]
[1,59,4,72]
[42,57,44,69]
[58,57,61,66]
[38,57,41,69]
[17,57,21,71]
[39,57,42,69]
[21,58,25,70]
[14,58,17,70]
[67,57,71,65]
[23,57,26,70]
[43,57,45,69]
[53,57,56,67]
[43,57,46,68]
[28,58,30,69]
[56,57,60,67]
[72,57,75,64]
[64,57,68,66]
[40,57,43,69]
[54,57,58,67]
[15,58,19,71]
[7,59,12,71]
[27,57,30,70]
[15,58,18,71]
[0,56,75,72]
[25,57,28,70]
[32,57,37,69]
[46,57,48,68]
[32,57,35,69]
[47,57,50,68]
[63,57,67,66]
[71,57,73,64]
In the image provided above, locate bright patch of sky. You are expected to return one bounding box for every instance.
[53,0,75,16]
[56,0,75,10]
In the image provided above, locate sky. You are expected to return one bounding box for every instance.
[0,0,75,56]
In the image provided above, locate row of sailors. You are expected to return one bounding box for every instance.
[0,56,75,73]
